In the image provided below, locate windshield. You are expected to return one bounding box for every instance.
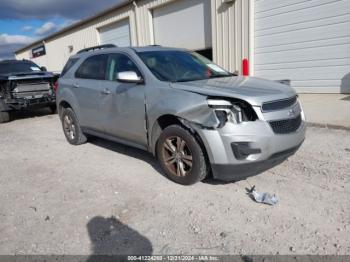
[0,61,42,75]
[137,50,233,82]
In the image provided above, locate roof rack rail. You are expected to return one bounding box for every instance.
[77,44,116,54]
[148,44,161,47]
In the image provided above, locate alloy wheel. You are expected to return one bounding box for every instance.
[162,136,193,177]
[63,115,76,140]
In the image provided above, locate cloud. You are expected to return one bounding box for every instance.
[33,19,79,36]
[35,22,58,36]
[21,25,34,32]
[59,19,79,28]
[0,44,24,60]
[0,34,34,45]
[0,34,34,60]
[0,19,80,59]
[0,0,125,20]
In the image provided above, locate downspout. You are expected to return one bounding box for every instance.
[133,1,139,46]
[248,0,255,76]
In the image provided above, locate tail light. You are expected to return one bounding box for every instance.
[53,81,59,93]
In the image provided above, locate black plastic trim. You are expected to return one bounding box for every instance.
[212,141,303,182]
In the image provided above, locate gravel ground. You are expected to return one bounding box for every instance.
[0,111,349,255]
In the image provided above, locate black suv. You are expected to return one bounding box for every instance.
[0,59,57,123]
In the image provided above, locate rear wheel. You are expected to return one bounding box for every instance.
[0,111,10,123]
[61,108,87,145]
[156,124,209,185]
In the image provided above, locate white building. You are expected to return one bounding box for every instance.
[15,0,350,93]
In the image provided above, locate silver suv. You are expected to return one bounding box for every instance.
[57,45,306,185]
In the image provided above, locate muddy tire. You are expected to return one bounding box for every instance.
[61,108,87,145]
[156,124,209,185]
[0,111,10,123]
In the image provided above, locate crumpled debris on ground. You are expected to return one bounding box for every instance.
[247,185,278,205]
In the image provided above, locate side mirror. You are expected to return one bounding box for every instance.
[116,71,143,84]
[40,66,47,72]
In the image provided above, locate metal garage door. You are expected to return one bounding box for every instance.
[254,0,350,93]
[99,19,130,47]
[152,0,212,51]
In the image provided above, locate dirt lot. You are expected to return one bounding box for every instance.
[0,111,349,255]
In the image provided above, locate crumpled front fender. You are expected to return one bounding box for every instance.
[146,86,222,154]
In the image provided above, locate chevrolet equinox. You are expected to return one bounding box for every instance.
[57,45,306,185]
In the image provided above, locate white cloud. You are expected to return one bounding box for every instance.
[35,21,58,36]
[21,25,33,32]
[0,34,35,60]
[0,34,34,45]
[33,19,80,37]
[59,19,79,28]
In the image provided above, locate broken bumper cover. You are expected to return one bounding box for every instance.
[2,95,56,111]
[192,116,306,181]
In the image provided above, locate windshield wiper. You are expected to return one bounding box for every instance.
[209,74,234,79]
[175,78,203,83]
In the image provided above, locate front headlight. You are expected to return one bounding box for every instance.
[207,99,243,127]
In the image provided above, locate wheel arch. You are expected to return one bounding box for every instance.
[58,100,72,117]
[150,114,210,167]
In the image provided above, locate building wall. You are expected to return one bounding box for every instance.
[252,0,350,93]
[17,4,137,72]
[211,0,249,73]
[15,0,249,74]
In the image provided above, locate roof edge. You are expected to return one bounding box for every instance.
[15,0,133,54]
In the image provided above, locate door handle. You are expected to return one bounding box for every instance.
[73,83,79,88]
[101,89,111,95]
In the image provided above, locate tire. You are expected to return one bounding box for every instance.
[49,105,57,114]
[0,111,10,123]
[156,124,209,185]
[61,107,87,145]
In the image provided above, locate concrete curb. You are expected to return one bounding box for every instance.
[306,122,350,131]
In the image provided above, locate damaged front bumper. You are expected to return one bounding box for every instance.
[190,102,306,181]
[2,95,56,111]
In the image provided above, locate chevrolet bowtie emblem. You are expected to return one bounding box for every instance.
[288,108,296,117]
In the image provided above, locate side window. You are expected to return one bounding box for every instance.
[106,53,141,81]
[61,58,79,77]
[75,54,108,80]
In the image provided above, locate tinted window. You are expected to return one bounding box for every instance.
[0,61,41,74]
[61,58,79,77]
[106,53,141,81]
[75,54,108,80]
[137,51,232,82]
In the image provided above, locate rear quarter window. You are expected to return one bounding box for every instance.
[75,54,108,80]
[61,58,79,77]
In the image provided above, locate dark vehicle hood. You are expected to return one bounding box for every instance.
[171,76,296,106]
[0,71,55,81]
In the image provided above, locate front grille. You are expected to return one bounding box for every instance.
[262,96,297,112]
[269,115,302,134]
[14,82,51,93]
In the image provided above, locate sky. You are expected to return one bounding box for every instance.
[0,0,124,60]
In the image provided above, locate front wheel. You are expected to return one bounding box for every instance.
[61,108,87,145]
[156,125,209,185]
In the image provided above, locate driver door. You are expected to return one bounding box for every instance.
[100,53,147,148]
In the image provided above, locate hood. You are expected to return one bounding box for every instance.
[171,76,296,106]
[0,71,54,81]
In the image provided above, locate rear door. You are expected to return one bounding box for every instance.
[100,52,147,148]
[73,54,108,131]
